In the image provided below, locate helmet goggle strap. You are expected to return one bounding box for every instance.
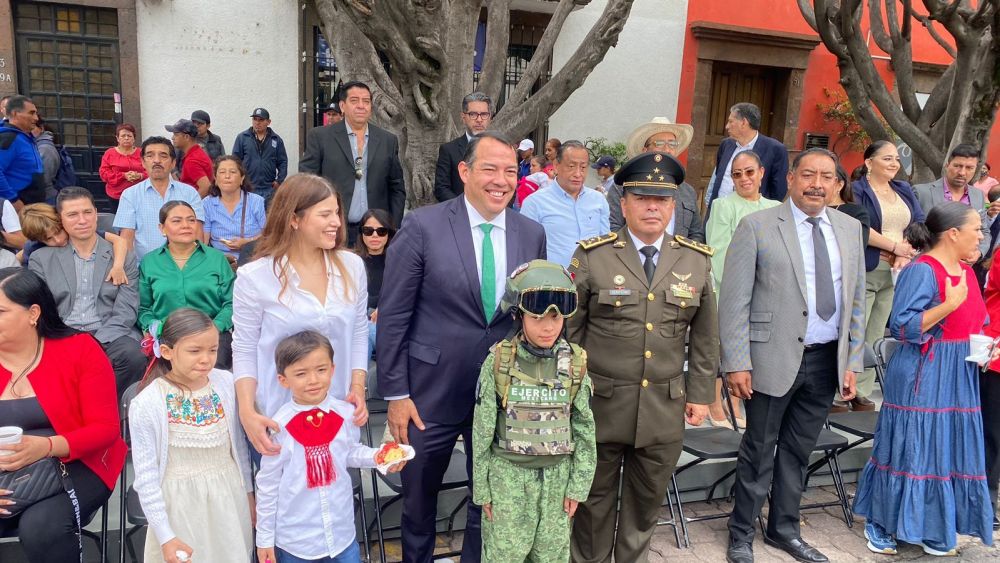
[517,288,578,318]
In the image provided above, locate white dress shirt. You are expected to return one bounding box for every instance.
[255,396,377,559]
[232,252,369,417]
[628,229,666,267]
[717,133,759,200]
[465,195,507,313]
[789,201,843,345]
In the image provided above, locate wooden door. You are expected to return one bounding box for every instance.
[700,63,788,190]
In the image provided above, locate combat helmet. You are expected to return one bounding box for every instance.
[501,259,578,318]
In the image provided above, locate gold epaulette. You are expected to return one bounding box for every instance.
[578,232,618,250]
[674,235,714,257]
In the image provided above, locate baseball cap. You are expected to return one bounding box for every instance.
[591,156,617,170]
[251,108,270,120]
[517,139,534,151]
[164,119,198,137]
[326,102,342,114]
[190,110,210,124]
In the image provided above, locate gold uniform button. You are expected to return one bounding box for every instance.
[644,350,652,359]
[615,300,622,307]
[647,293,655,301]
[680,301,687,308]
[646,322,653,331]
[641,379,649,388]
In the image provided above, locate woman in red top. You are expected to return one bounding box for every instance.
[0,268,126,562]
[99,123,146,206]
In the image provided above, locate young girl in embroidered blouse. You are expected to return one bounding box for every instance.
[129,308,254,563]
[256,331,406,563]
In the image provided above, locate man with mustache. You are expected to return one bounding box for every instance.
[568,151,718,562]
[720,148,865,563]
[913,143,996,266]
[113,136,204,260]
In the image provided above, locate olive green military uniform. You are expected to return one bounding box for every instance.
[472,339,597,562]
[567,230,719,563]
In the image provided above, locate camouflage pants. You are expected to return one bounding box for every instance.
[482,456,573,562]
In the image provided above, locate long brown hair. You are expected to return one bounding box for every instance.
[254,174,354,300]
[141,308,217,392]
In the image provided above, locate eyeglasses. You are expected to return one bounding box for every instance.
[360,226,390,237]
[731,168,758,180]
[646,140,680,150]
[464,112,492,121]
[517,288,578,318]
[354,157,363,180]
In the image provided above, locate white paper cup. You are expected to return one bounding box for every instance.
[969,334,994,363]
[0,426,23,456]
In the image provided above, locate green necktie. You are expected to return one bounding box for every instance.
[480,223,496,323]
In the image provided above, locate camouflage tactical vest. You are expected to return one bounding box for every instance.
[492,338,586,457]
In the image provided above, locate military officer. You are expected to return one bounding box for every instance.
[568,151,719,563]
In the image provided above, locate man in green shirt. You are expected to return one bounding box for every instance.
[28,187,146,396]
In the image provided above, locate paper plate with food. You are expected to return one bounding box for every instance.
[375,441,415,475]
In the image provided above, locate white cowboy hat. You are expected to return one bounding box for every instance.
[625,117,694,159]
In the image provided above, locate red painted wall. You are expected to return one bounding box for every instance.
[678,1,1000,179]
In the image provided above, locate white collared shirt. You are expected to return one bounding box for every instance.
[717,133,760,200]
[255,396,377,559]
[628,229,666,267]
[232,252,369,417]
[464,195,507,313]
[789,201,843,345]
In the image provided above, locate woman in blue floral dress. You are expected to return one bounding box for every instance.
[854,201,993,556]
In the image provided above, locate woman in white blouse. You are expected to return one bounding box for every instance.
[232,174,369,455]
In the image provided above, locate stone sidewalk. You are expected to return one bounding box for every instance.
[649,485,1000,562]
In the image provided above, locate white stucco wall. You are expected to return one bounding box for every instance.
[548,0,688,179]
[135,0,300,172]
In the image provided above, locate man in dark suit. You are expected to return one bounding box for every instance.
[434,92,492,202]
[299,80,406,245]
[706,102,789,211]
[377,132,547,562]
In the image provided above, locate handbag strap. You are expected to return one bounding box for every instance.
[56,461,84,563]
[239,191,247,240]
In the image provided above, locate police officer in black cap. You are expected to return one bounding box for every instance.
[567,151,719,563]
[324,102,343,126]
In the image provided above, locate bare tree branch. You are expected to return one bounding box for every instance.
[913,13,957,56]
[884,0,922,122]
[479,0,511,107]
[494,0,635,138]
[504,0,577,107]
[867,0,895,53]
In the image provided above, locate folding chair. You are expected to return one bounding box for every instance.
[117,381,143,563]
[873,337,902,393]
[825,344,880,462]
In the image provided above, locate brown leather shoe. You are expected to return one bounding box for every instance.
[830,400,850,414]
[850,395,876,412]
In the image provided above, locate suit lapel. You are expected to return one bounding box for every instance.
[615,231,649,288]
[57,247,77,310]
[93,242,112,301]
[651,237,682,290]
[449,198,486,321]
[366,126,381,166]
[492,214,521,326]
[333,122,354,165]
[777,202,808,302]
[829,211,855,304]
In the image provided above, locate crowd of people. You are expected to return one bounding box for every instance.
[0,80,999,563]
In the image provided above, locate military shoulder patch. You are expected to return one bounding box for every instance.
[674,235,715,257]
[578,232,618,250]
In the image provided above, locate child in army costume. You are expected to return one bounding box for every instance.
[472,259,597,562]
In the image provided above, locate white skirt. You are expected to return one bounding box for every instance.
[143,442,253,563]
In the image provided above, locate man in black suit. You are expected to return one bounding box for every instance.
[300,80,406,245]
[434,92,493,202]
[377,132,547,562]
[706,102,789,211]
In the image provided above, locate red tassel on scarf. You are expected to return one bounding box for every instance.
[285,408,345,489]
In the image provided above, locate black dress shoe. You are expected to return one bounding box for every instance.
[762,534,828,562]
[726,542,754,563]
[993,514,999,531]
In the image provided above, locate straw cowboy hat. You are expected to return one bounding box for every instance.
[625,117,695,158]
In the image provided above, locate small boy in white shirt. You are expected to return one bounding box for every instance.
[255,331,405,563]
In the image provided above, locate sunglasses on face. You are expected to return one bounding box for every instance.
[354,157,363,180]
[731,168,758,180]
[360,226,390,237]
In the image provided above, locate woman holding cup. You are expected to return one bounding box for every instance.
[0,268,126,562]
[853,202,993,556]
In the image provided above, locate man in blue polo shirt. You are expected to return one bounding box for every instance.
[520,139,610,268]
[114,136,204,259]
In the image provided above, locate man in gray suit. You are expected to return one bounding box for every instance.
[29,187,145,396]
[607,117,705,242]
[299,80,406,246]
[912,143,998,262]
[720,148,866,563]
